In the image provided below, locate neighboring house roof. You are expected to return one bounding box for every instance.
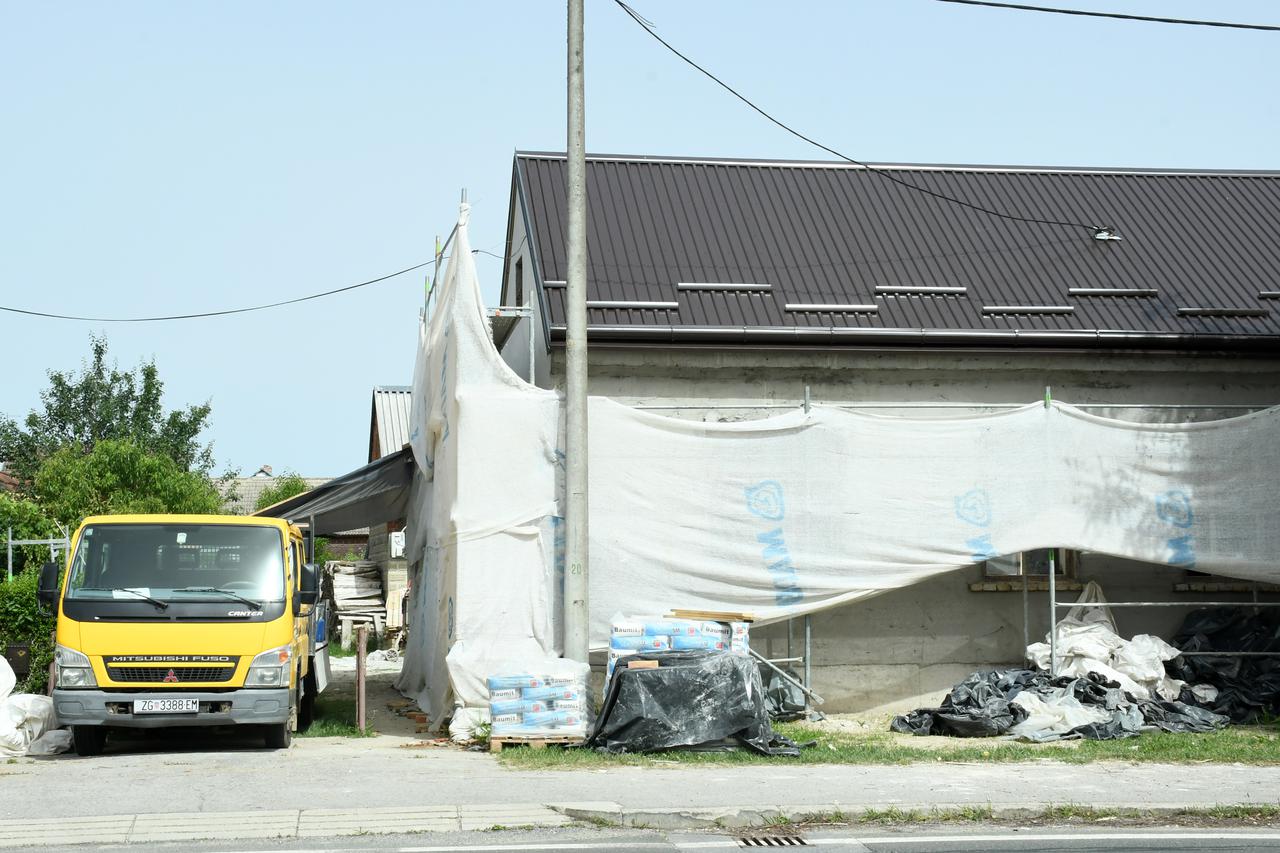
[369,385,412,463]
[509,152,1280,350]
[224,476,332,516]
[0,470,18,493]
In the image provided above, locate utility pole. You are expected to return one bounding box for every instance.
[564,0,590,662]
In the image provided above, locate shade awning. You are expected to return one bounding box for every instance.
[253,446,413,534]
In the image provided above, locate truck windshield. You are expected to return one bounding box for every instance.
[65,524,286,603]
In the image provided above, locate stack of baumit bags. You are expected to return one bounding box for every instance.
[486,661,589,739]
[607,615,750,686]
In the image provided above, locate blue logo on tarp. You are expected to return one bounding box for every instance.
[1156,490,1194,529]
[745,480,785,522]
[744,480,802,606]
[1156,490,1196,568]
[955,488,997,561]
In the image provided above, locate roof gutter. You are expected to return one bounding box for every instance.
[547,324,1280,353]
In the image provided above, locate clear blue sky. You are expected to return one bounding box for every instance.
[2,1,1275,477]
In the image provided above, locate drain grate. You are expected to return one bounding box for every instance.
[737,837,808,848]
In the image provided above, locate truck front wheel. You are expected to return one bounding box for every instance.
[263,719,292,749]
[72,726,106,757]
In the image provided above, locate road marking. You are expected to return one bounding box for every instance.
[853,831,1280,845]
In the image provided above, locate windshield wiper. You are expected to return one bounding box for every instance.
[82,587,169,610]
[174,587,262,609]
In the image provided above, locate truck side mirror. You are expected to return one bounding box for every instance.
[37,561,59,609]
[298,563,319,607]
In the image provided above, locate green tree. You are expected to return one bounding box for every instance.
[250,473,334,564]
[0,335,213,486]
[33,439,223,526]
[253,472,312,512]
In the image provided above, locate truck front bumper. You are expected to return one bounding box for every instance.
[53,688,291,728]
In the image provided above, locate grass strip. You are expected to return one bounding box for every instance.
[297,696,377,738]
[495,722,1280,768]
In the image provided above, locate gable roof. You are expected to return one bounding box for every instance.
[369,385,411,463]
[224,476,332,516]
[511,152,1280,350]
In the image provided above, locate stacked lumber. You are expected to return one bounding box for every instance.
[326,560,385,622]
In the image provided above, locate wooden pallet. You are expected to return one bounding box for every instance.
[489,735,583,753]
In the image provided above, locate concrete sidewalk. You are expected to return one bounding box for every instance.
[7,745,1280,848]
[6,736,1280,820]
[0,804,573,849]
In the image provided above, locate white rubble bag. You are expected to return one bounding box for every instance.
[0,656,57,758]
[1027,583,1188,701]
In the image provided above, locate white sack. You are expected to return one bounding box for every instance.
[0,654,56,758]
[25,729,71,756]
[0,654,13,704]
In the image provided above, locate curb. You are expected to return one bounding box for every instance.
[547,801,1280,831]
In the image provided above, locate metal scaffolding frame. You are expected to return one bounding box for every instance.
[1047,571,1280,677]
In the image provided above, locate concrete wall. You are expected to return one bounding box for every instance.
[496,317,1280,712]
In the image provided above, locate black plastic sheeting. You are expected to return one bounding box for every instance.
[585,650,801,756]
[761,665,807,722]
[892,668,1228,740]
[1167,607,1280,723]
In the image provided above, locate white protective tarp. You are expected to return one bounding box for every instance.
[396,204,562,726]
[398,204,1280,725]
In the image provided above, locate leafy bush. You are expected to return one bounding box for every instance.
[0,568,56,694]
[0,493,60,575]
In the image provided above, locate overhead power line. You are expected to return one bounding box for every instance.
[0,258,440,323]
[934,1,1280,32]
[612,1,1110,236]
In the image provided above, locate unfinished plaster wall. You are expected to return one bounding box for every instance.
[500,340,1280,712]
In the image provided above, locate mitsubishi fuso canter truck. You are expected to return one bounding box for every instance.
[37,514,330,756]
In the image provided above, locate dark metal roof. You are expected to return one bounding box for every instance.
[512,152,1280,350]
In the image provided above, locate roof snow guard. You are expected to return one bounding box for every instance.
[511,152,1280,351]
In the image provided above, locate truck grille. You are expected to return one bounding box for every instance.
[106,665,237,683]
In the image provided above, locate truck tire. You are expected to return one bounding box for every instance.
[297,672,316,732]
[72,726,106,757]
[264,688,294,749]
[263,719,292,750]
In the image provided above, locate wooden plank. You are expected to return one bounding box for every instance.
[668,609,755,623]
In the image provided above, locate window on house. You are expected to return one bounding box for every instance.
[984,548,1077,579]
[514,258,524,307]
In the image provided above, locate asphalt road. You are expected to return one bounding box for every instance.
[12,826,1280,853]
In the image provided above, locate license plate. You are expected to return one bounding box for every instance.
[133,698,199,714]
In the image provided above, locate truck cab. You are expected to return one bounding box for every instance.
[38,514,329,756]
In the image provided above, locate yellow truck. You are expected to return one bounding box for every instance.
[37,514,329,756]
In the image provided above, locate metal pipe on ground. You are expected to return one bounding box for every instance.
[749,647,824,706]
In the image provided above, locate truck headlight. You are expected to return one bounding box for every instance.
[54,644,97,689]
[245,645,291,688]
